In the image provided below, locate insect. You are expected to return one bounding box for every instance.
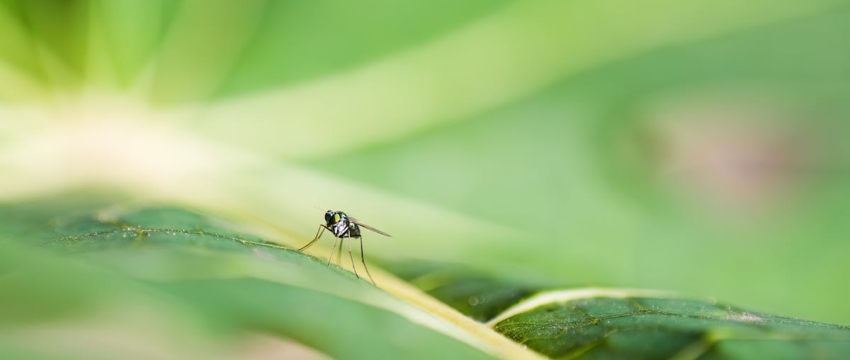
[298,210,391,284]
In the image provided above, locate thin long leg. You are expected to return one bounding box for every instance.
[336,237,344,265]
[326,237,340,265]
[298,225,327,251]
[359,237,375,284]
[347,235,359,279]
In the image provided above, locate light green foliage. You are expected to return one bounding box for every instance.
[0,203,501,360]
[1,0,850,358]
[3,202,850,359]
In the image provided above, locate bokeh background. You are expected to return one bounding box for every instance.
[2,0,850,326]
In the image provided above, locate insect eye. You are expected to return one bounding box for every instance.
[324,211,333,222]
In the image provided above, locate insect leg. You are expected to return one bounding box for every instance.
[298,225,327,251]
[336,237,344,265]
[347,234,360,279]
[326,237,340,266]
[359,237,375,284]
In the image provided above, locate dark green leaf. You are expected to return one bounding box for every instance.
[396,265,850,359]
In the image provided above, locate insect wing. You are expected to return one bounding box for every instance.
[350,217,391,237]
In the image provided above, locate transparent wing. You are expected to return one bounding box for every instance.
[350,217,392,237]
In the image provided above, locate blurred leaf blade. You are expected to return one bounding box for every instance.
[0,2,49,101]
[188,0,846,159]
[217,0,514,100]
[19,0,90,91]
[0,201,536,360]
[1,0,850,358]
[149,0,268,105]
[96,0,178,88]
[303,3,850,324]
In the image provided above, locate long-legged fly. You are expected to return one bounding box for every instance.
[298,210,390,284]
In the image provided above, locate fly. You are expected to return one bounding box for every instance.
[298,210,391,284]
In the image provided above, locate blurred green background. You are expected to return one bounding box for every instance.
[2,0,850,329]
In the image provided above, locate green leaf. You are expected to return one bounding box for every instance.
[492,293,850,359]
[395,266,850,359]
[3,199,850,359]
[3,1,850,358]
[0,202,531,360]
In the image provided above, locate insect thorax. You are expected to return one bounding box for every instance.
[331,219,349,238]
[325,211,362,238]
